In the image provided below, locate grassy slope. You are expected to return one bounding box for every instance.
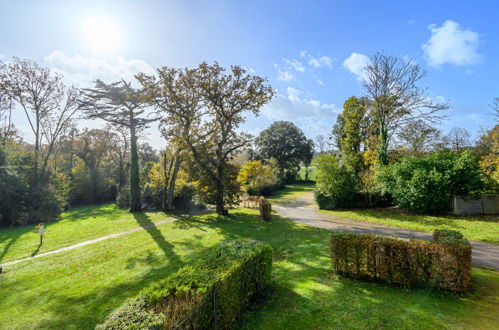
[320,208,499,244]
[0,207,498,329]
[0,204,170,263]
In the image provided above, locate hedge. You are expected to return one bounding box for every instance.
[97,239,273,329]
[329,230,472,293]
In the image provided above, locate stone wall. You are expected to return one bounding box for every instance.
[453,194,499,215]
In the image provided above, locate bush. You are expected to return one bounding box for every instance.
[98,239,273,329]
[433,229,465,243]
[172,182,198,210]
[238,160,281,196]
[377,151,485,213]
[314,154,358,209]
[258,197,272,221]
[116,185,130,209]
[329,230,472,293]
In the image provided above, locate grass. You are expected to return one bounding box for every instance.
[320,207,499,244]
[267,184,315,205]
[0,204,170,263]
[298,165,316,181]
[1,205,498,329]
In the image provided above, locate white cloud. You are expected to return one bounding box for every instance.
[44,50,154,86]
[343,52,369,80]
[300,51,333,69]
[262,87,340,121]
[273,63,294,81]
[284,58,305,72]
[422,20,481,67]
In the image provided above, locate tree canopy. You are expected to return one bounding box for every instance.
[255,121,314,180]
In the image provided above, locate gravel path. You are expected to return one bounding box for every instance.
[274,191,499,269]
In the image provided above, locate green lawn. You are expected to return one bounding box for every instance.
[298,165,316,181]
[320,207,499,244]
[1,205,498,329]
[267,184,315,205]
[0,204,170,263]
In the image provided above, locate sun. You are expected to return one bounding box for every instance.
[83,17,121,53]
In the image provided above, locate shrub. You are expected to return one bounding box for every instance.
[258,197,272,221]
[329,230,471,293]
[433,229,465,243]
[238,160,281,196]
[98,239,273,329]
[116,185,130,209]
[314,154,358,209]
[172,182,198,210]
[377,151,485,213]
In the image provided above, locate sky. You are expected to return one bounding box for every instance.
[1,0,498,148]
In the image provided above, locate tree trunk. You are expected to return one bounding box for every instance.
[378,127,389,166]
[215,181,227,215]
[33,114,40,184]
[129,124,141,212]
[166,150,181,210]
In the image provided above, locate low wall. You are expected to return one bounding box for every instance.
[453,194,499,215]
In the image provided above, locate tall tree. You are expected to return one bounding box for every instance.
[331,114,344,151]
[315,134,326,154]
[363,53,448,165]
[138,67,203,211]
[442,127,472,152]
[80,80,157,212]
[139,63,274,215]
[339,96,368,174]
[256,121,313,180]
[0,58,80,182]
[397,119,441,153]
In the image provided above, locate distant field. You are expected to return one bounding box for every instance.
[298,165,317,181]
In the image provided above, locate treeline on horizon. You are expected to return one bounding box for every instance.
[0,53,497,226]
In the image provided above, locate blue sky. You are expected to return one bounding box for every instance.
[1,0,498,146]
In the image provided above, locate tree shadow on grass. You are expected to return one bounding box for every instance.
[0,226,31,262]
[29,243,217,329]
[132,212,181,265]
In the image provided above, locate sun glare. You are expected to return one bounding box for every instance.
[83,17,121,53]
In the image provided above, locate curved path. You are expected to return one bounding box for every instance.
[274,191,499,269]
[2,218,174,268]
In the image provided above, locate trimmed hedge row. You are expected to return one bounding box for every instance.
[329,230,472,293]
[97,239,273,329]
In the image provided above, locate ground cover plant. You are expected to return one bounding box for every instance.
[0,204,498,329]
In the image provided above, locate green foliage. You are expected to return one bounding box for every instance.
[340,96,368,174]
[0,165,27,226]
[376,151,485,213]
[433,229,465,244]
[26,173,70,224]
[116,185,130,209]
[98,239,273,329]
[237,160,280,196]
[329,230,472,293]
[193,163,241,208]
[256,121,314,181]
[70,159,114,205]
[314,154,358,209]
